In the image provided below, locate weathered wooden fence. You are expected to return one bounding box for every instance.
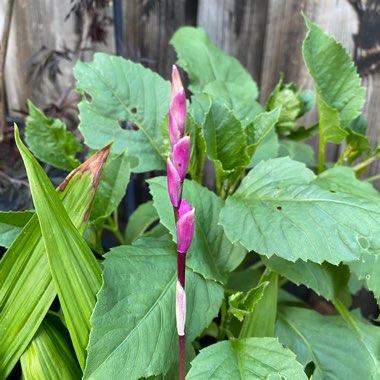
[1,0,379,173]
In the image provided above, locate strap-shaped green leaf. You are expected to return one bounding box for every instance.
[14,126,104,370]
[20,313,81,380]
[0,142,109,378]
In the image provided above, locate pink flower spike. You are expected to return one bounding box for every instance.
[172,136,190,181]
[176,199,195,254]
[169,91,186,147]
[167,157,182,208]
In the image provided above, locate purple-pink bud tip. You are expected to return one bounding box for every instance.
[176,198,195,254]
[169,66,186,147]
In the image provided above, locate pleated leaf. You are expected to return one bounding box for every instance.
[220,157,380,264]
[0,143,109,378]
[90,150,131,224]
[186,337,307,379]
[84,238,224,379]
[14,127,105,370]
[20,313,81,380]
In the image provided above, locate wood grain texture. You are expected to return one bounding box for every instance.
[197,0,269,85]
[123,0,195,79]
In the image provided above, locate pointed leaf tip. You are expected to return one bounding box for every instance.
[58,144,111,193]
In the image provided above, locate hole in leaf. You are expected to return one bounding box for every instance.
[131,107,137,114]
[329,189,336,193]
[83,91,92,102]
[118,120,139,131]
[305,361,315,378]
[118,120,127,129]
[276,206,282,211]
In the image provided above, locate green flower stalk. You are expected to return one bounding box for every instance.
[167,65,194,380]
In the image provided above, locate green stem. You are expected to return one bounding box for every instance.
[365,173,380,182]
[103,211,125,245]
[318,134,325,174]
[332,299,360,334]
[353,154,380,172]
[248,260,265,271]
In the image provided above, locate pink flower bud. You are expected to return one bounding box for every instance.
[167,157,182,208]
[169,66,186,147]
[171,65,183,97]
[176,199,195,254]
[172,136,190,181]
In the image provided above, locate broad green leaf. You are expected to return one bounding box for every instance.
[220,157,380,264]
[25,101,82,170]
[15,127,103,369]
[90,150,131,223]
[83,238,224,379]
[314,167,380,304]
[203,101,250,175]
[262,256,349,301]
[187,113,206,182]
[148,177,246,283]
[249,128,280,167]
[303,16,365,143]
[278,140,316,167]
[240,271,278,338]
[189,93,211,127]
[277,306,380,380]
[227,267,262,293]
[0,146,109,378]
[287,124,319,141]
[186,337,307,379]
[228,282,268,322]
[266,75,304,134]
[170,27,258,98]
[20,313,81,380]
[246,108,281,157]
[74,53,170,172]
[124,200,159,244]
[0,210,34,248]
[203,80,263,125]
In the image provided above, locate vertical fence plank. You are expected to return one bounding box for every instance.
[197,0,269,85]
[123,0,196,79]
